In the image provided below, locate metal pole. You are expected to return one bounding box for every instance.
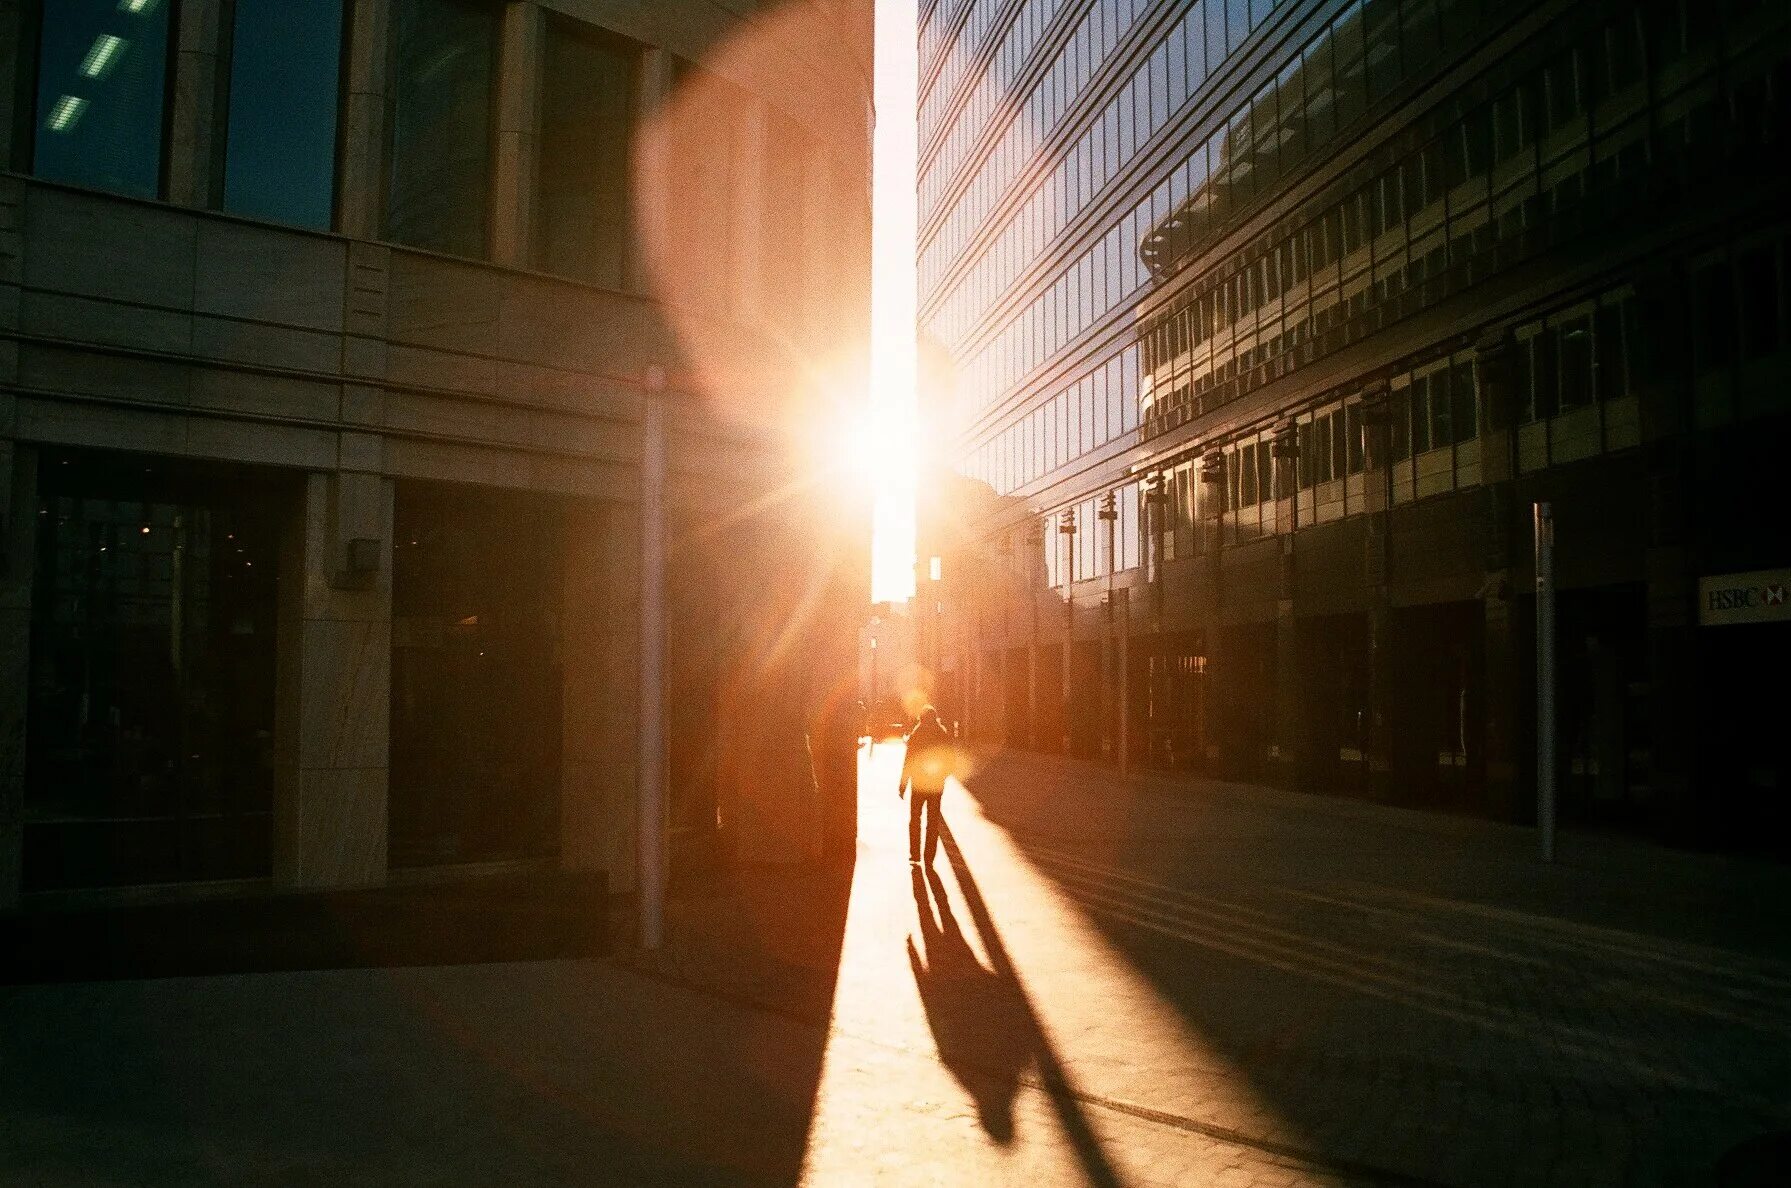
[1533,501,1556,863]
[639,370,667,948]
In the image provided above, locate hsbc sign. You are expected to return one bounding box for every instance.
[1698,568,1791,627]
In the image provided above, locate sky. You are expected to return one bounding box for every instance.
[869,0,919,605]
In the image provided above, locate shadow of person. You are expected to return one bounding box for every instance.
[907,865,1025,1142]
[905,828,1125,1186]
[931,818,1126,1188]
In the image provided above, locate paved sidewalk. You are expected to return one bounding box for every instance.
[3,748,1787,1185]
[625,746,1791,1186]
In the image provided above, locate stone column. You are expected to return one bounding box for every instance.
[1025,641,1040,750]
[0,444,36,909]
[338,0,391,240]
[1475,331,1523,819]
[490,0,544,268]
[561,499,638,891]
[273,471,394,888]
[1271,423,1301,789]
[630,46,675,297]
[166,0,223,207]
[1360,383,1395,799]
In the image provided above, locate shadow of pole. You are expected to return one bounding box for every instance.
[933,816,1126,1188]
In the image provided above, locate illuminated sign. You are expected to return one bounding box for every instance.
[1698,568,1791,627]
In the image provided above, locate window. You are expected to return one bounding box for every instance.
[221,0,345,228]
[30,0,174,197]
[1557,313,1594,411]
[1692,259,1736,373]
[536,20,637,287]
[385,0,497,258]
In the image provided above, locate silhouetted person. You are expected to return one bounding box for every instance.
[899,705,953,866]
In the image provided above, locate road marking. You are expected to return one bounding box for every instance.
[1019,846,1785,1105]
[1062,884,1755,1103]
[1335,882,1791,992]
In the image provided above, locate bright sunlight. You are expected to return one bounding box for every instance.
[869,0,920,604]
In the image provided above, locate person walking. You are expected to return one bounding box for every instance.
[899,705,954,867]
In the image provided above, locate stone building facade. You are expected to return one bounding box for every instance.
[0,0,872,911]
[918,0,1789,853]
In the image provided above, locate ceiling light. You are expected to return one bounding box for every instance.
[119,0,159,13]
[45,95,88,133]
[80,34,128,79]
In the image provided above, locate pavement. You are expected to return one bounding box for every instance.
[3,746,1789,1186]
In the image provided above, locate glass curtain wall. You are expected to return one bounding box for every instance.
[220,0,345,228]
[385,0,497,258]
[29,0,174,197]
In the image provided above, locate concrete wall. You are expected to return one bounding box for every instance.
[0,0,873,904]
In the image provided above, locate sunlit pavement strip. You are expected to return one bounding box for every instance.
[914,750,1791,1187]
[798,745,1369,1187]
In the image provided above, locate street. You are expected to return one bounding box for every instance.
[4,746,1788,1185]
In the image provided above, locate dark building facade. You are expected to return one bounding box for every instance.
[917,0,1789,852]
[0,0,872,921]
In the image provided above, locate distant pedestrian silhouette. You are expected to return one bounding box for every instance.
[899,705,953,866]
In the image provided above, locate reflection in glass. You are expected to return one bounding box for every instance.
[535,20,636,287]
[385,0,497,258]
[31,0,172,197]
[222,0,344,228]
[24,453,284,890]
[390,485,563,867]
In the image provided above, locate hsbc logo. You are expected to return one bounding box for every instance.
[1699,570,1791,626]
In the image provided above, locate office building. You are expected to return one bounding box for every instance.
[0,0,872,918]
[918,0,1789,850]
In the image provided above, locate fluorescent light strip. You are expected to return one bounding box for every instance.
[46,95,89,133]
[119,0,159,12]
[79,34,127,79]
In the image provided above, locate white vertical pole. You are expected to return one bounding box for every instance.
[639,370,667,948]
[1533,501,1556,863]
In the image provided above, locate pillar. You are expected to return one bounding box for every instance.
[0,444,36,909]
[1475,330,1524,819]
[490,1,544,268]
[561,499,638,891]
[1117,588,1131,777]
[272,471,393,888]
[1360,383,1395,799]
[166,0,223,207]
[337,0,391,240]
[1026,641,1040,750]
[1271,423,1301,788]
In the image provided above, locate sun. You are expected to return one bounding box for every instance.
[846,395,917,604]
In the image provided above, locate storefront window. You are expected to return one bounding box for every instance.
[30,0,173,198]
[389,486,563,867]
[25,453,285,890]
[221,0,344,228]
